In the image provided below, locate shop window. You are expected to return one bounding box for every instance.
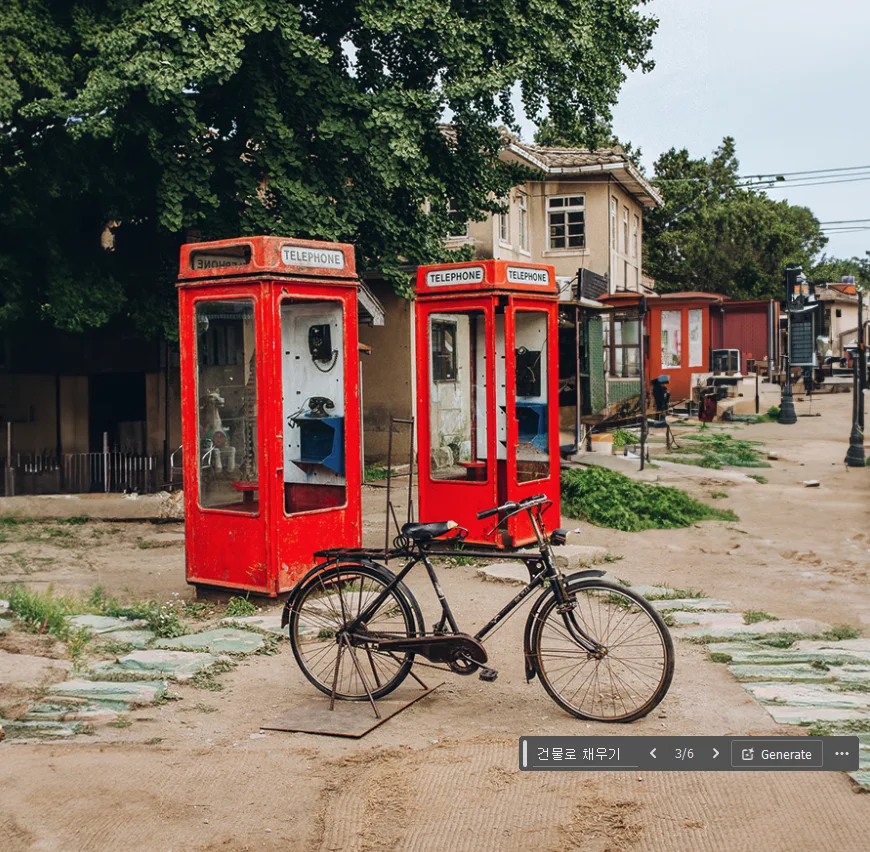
[547,195,585,249]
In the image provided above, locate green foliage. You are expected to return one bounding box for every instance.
[611,429,641,452]
[225,595,257,618]
[743,610,777,625]
[644,137,828,300]
[3,584,79,639]
[668,433,770,469]
[748,474,768,484]
[560,467,737,533]
[767,406,780,418]
[363,464,392,483]
[708,652,732,664]
[1,0,657,335]
[643,587,705,601]
[710,491,728,499]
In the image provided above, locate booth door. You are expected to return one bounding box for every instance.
[503,298,561,546]
[416,297,500,544]
[185,293,268,592]
[270,288,362,590]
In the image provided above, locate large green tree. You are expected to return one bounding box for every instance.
[1,0,657,337]
[644,137,828,300]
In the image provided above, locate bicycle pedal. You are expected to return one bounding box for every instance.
[478,667,498,682]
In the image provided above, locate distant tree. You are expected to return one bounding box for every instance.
[0,0,657,337]
[644,138,828,299]
[808,255,869,285]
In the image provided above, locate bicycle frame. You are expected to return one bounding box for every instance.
[339,504,605,656]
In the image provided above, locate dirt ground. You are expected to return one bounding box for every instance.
[2,389,870,851]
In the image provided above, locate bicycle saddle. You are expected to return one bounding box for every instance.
[401,520,458,542]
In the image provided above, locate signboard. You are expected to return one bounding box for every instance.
[281,245,345,270]
[506,266,550,286]
[190,252,247,270]
[425,266,485,287]
[789,314,816,367]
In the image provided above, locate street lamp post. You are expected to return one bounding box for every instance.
[778,267,799,425]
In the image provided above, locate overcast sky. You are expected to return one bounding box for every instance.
[519,0,870,261]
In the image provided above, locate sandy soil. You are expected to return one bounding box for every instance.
[2,390,870,851]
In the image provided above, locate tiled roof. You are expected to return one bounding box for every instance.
[509,142,629,169]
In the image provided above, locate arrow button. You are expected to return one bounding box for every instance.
[650,748,657,759]
[713,748,720,759]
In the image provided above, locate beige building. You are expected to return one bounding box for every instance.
[448,141,661,294]
[816,282,866,357]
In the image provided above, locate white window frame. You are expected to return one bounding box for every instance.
[446,200,469,240]
[546,194,586,251]
[518,193,529,253]
[623,207,629,254]
[610,197,618,246]
[498,197,511,246]
[632,214,639,259]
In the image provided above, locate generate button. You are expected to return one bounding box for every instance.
[731,739,823,769]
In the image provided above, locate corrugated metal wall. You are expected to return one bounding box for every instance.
[712,303,772,373]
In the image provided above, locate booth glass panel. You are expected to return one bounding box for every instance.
[428,310,489,481]
[194,299,259,512]
[514,310,550,483]
[281,299,347,515]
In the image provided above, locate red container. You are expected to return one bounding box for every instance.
[177,236,362,596]
[414,261,561,547]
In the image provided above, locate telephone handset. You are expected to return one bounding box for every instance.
[308,323,338,372]
[515,346,542,398]
[287,396,335,427]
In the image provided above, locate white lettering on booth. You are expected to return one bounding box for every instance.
[191,253,247,270]
[506,266,550,286]
[426,267,485,287]
[281,246,345,270]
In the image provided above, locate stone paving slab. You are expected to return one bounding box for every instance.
[476,563,531,586]
[794,638,870,656]
[156,627,264,655]
[650,598,731,612]
[0,719,85,739]
[553,544,609,569]
[23,701,118,723]
[763,705,870,725]
[629,585,676,598]
[849,770,870,787]
[66,614,147,634]
[829,665,870,683]
[221,613,286,637]
[91,650,224,682]
[705,642,870,666]
[94,629,155,649]
[671,611,747,628]
[727,663,833,683]
[742,682,870,709]
[675,617,831,640]
[48,679,168,707]
[0,617,13,633]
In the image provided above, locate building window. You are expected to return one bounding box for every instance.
[624,260,629,292]
[498,198,510,244]
[623,207,629,253]
[547,195,585,250]
[632,215,639,259]
[611,198,618,248]
[431,320,458,382]
[447,201,469,239]
[603,314,641,378]
[518,194,529,252]
[836,308,842,318]
[661,309,682,368]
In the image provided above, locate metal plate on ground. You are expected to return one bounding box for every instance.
[262,684,442,738]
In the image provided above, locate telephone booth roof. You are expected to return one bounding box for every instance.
[177,236,357,287]
[416,260,557,298]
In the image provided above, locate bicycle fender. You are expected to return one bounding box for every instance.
[521,569,607,682]
[280,557,396,629]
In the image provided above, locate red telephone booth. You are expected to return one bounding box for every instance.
[177,236,362,596]
[414,260,561,547]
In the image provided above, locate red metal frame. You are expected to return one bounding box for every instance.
[177,237,362,596]
[414,261,561,548]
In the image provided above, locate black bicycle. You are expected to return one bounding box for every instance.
[282,494,674,722]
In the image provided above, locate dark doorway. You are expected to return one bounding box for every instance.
[88,373,147,454]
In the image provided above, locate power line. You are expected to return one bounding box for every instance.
[819,219,870,225]
[740,164,870,179]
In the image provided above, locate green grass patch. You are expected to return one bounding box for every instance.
[225,595,257,618]
[708,652,733,663]
[87,586,187,638]
[611,429,640,452]
[748,474,768,484]
[806,719,870,736]
[561,467,737,532]
[643,587,706,601]
[824,624,861,641]
[363,463,393,482]
[667,433,770,470]
[710,491,728,499]
[743,610,778,625]
[1,584,81,639]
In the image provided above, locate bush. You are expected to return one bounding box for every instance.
[561,467,738,532]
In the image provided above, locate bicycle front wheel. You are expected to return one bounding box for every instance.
[288,563,421,701]
[530,579,674,722]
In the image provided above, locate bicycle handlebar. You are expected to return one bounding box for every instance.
[476,493,548,521]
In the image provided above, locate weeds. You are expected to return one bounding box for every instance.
[709,652,732,663]
[561,467,737,532]
[225,595,257,618]
[363,464,393,482]
[2,584,80,639]
[643,588,705,601]
[748,475,768,484]
[611,429,641,452]
[710,491,728,499]
[743,611,778,625]
[67,627,93,671]
[667,433,770,470]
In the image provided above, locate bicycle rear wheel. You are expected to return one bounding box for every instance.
[530,579,674,722]
[288,563,421,701]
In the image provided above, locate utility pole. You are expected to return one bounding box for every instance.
[638,297,648,471]
[845,275,866,467]
[779,266,799,425]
